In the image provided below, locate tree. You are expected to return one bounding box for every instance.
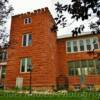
[54,0,100,37]
[0,0,13,46]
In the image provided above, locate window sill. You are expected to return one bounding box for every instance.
[66,48,100,54]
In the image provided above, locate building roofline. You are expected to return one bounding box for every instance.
[57,32,94,39]
[12,7,51,18]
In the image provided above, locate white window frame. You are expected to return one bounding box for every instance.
[24,18,32,24]
[20,58,31,73]
[66,37,99,53]
[22,33,32,47]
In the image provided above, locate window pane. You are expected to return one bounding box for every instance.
[1,65,6,79]
[68,62,75,76]
[88,60,95,74]
[67,41,71,52]
[21,58,26,72]
[27,58,32,72]
[81,61,88,75]
[22,34,27,46]
[24,18,27,24]
[3,51,7,61]
[95,59,100,74]
[28,34,32,46]
[88,60,94,67]
[86,39,91,50]
[73,41,78,52]
[79,40,84,51]
[75,61,81,76]
[93,38,99,49]
[29,18,32,23]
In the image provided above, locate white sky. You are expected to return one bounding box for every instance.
[6,0,97,36]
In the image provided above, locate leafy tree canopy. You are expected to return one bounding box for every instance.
[0,0,13,46]
[54,0,100,36]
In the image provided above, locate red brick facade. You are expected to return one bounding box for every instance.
[5,7,100,91]
[57,34,100,90]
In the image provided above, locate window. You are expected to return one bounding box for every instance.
[66,37,99,53]
[1,65,6,79]
[68,60,97,76]
[20,58,32,72]
[74,61,81,76]
[95,59,100,74]
[86,39,91,50]
[79,40,84,51]
[92,38,99,49]
[87,60,95,74]
[73,40,78,52]
[22,34,32,47]
[0,50,7,62]
[81,60,88,75]
[67,41,72,52]
[68,62,75,76]
[24,18,32,24]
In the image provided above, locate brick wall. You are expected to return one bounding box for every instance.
[57,34,100,89]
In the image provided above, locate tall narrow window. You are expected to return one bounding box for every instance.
[28,34,32,46]
[73,40,78,52]
[79,40,84,51]
[95,59,100,74]
[1,65,6,79]
[88,60,95,74]
[67,41,72,52]
[22,34,27,46]
[74,61,81,76]
[86,39,91,50]
[20,58,32,73]
[22,34,32,47]
[68,62,75,76]
[81,60,88,75]
[92,38,99,49]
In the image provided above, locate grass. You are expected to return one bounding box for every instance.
[0,91,100,100]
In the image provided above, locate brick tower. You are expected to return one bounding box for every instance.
[5,7,58,91]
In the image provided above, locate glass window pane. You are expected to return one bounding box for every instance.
[29,18,32,23]
[28,34,32,46]
[88,60,95,74]
[81,61,88,75]
[27,58,32,72]
[88,60,94,67]
[79,40,84,51]
[73,41,78,52]
[67,41,71,52]
[22,34,27,46]
[68,62,75,76]
[86,39,91,50]
[75,61,81,76]
[1,65,6,79]
[93,38,99,49]
[21,58,26,72]
[81,60,87,68]
[95,59,100,74]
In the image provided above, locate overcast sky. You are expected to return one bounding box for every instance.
[6,0,97,36]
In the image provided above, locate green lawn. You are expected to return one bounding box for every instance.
[0,91,100,100]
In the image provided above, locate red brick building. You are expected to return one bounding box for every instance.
[5,7,100,91]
